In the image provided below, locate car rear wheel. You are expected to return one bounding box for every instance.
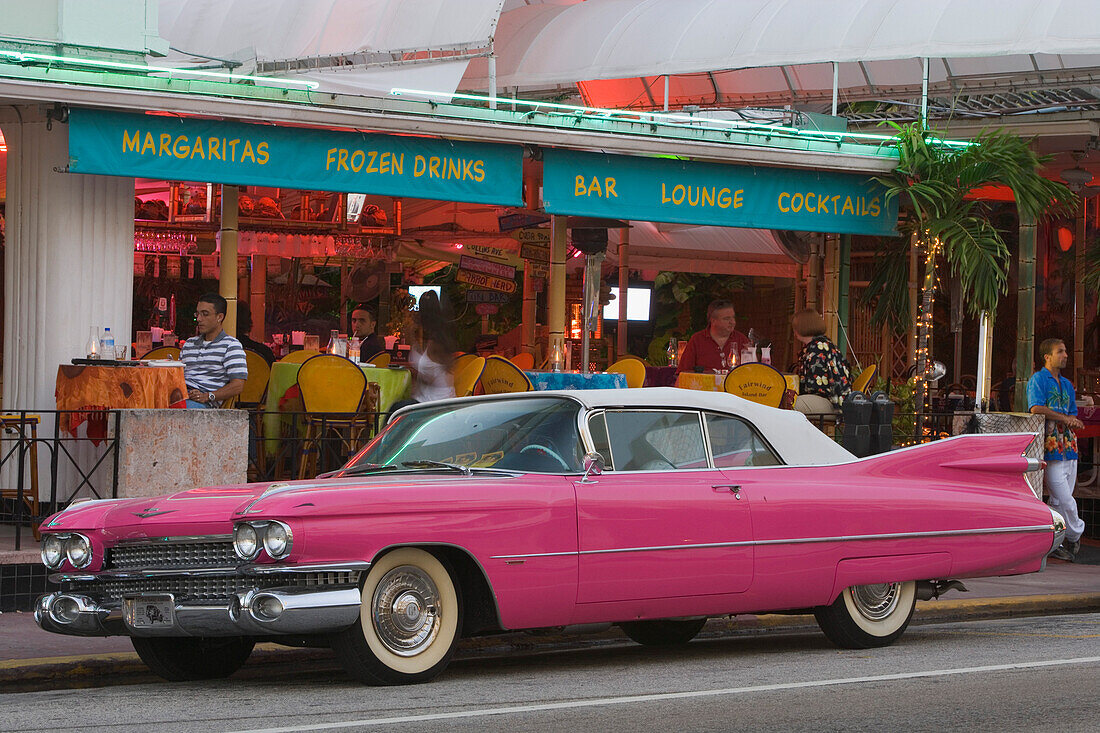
[332,547,462,685]
[131,636,255,681]
[814,581,916,649]
[620,618,707,646]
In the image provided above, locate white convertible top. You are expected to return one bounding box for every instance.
[411,387,855,466]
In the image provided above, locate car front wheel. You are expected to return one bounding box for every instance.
[332,547,462,685]
[131,636,255,681]
[814,581,916,649]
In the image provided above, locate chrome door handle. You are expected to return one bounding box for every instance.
[712,484,741,499]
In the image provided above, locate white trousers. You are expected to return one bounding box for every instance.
[1046,459,1085,543]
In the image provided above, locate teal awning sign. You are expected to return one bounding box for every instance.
[68,108,524,206]
[543,149,898,236]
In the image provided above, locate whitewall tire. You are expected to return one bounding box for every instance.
[814,581,916,649]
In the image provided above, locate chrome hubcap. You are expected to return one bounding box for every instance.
[850,583,901,621]
[371,565,441,656]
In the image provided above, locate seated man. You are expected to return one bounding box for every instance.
[350,303,386,362]
[676,299,751,374]
[182,293,248,408]
[236,302,275,366]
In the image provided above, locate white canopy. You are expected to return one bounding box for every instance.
[465,0,1100,94]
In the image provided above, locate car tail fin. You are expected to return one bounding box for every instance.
[856,432,1043,497]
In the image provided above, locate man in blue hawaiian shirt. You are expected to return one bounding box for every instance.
[1027,338,1085,561]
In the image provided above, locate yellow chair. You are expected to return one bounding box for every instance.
[852,364,877,394]
[478,355,534,394]
[238,350,272,406]
[509,352,535,370]
[606,356,646,388]
[453,356,486,397]
[365,351,391,368]
[141,345,181,360]
[295,354,371,478]
[454,353,479,376]
[724,363,787,408]
[278,349,321,364]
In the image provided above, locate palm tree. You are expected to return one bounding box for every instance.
[865,123,1076,414]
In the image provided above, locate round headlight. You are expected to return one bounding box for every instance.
[42,535,63,568]
[65,534,92,568]
[262,522,293,559]
[234,523,260,560]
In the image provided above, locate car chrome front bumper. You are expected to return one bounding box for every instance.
[35,585,363,638]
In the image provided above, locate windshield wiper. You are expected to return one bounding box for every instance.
[318,463,399,479]
[401,460,473,475]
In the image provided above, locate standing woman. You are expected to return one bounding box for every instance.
[408,290,456,403]
[791,309,853,414]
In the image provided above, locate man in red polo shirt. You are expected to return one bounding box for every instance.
[676,299,751,374]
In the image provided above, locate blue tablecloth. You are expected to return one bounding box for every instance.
[524,371,627,391]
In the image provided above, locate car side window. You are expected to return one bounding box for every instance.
[705,413,781,467]
[587,411,613,470]
[603,410,707,471]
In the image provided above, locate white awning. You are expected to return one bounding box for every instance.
[465,0,1100,91]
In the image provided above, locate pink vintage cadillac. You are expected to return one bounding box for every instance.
[36,388,1063,685]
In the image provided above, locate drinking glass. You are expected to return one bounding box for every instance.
[115,345,130,361]
[303,334,320,351]
[136,331,153,356]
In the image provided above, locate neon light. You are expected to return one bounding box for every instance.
[390,87,973,149]
[0,49,318,91]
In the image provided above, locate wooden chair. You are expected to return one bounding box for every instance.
[606,356,646,388]
[852,364,877,394]
[478,355,534,394]
[509,352,535,370]
[453,356,486,397]
[295,354,371,478]
[141,345,181,360]
[724,363,787,408]
[278,349,322,364]
[365,351,391,368]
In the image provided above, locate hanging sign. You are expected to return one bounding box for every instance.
[459,255,516,280]
[456,269,517,294]
[514,228,551,243]
[542,148,898,237]
[520,243,550,262]
[475,303,500,315]
[68,108,524,206]
[465,289,511,304]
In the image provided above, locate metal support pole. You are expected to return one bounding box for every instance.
[823,234,840,343]
[548,216,568,366]
[1075,194,1086,380]
[920,57,929,126]
[219,185,239,336]
[831,61,839,116]
[838,233,851,359]
[807,235,821,312]
[617,227,629,358]
[907,234,919,369]
[1015,214,1037,412]
[663,75,670,111]
[520,169,540,356]
[976,311,993,411]
[488,53,497,110]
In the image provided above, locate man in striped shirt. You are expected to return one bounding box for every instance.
[182,293,248,408]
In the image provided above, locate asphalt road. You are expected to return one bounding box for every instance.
[3,613,1099,732]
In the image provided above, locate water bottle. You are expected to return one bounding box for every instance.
[101,327,115,359]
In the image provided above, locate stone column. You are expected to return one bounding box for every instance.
[1015,214,1037,412]
[2,108,134,413]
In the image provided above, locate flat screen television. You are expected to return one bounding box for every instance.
[407,285,442,309]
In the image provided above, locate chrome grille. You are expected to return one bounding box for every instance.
[65,571,361,603]
[105,539,238,569]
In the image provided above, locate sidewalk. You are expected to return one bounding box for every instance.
[2,557,1098,690]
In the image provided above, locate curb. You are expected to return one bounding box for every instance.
[3,593,1098,690]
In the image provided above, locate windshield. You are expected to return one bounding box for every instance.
[348,397,586,473]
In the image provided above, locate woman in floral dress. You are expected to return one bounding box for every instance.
[791,310,853,414]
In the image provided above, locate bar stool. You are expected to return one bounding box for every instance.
[0,414,41,540]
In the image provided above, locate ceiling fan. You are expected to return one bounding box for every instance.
[1060,151,1100,197]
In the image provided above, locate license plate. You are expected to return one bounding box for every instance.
[124,595,175,629]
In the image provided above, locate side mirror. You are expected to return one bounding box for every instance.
[582,452,605,481]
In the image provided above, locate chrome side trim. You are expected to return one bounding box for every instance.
[114,535,233,545]
[242,561,372,574]
[489,523,1056,559]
